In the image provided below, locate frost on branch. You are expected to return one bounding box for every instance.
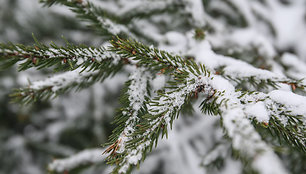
[0,0,306,174]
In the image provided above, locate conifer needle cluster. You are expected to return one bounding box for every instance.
[0,0,305,174]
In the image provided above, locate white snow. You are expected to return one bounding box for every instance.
[30,68,96,92]
[269,90,306,117]
[223,108,288,174]
[150,74,166,91]
[211,28,276,58]
[187,39,287,90]
[245,102,269,122]
[281,53,306,80]
[108,68,151,173]
[3,0,306,174]
[127,68,151,111]
[184,0,206,27]
[252,150,289,174]
[48,148,105,172]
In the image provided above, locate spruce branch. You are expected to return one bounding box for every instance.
[10,62,122,105]
[221,90,306,173]
[109,37,194,73]
[104,38,217,173]
[221,70,305,92]
[107,72,213,174]
[119,0,186,24]
[105,38,304,174]
[39,0,194,43]
[217,60,299,91]
[197,80,288,174]
[0,38,121,72]
[104,67,152,159]
[188,40,305,92]
[234,89,306,152]
[1,0,306,174]
[39,0,134,38]
[265,91,306,152]
[0,38,128,104]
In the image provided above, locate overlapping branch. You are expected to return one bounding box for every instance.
[0,37,121,72]
[104,38,304,174]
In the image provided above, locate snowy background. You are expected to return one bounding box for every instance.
[0,0,306,174]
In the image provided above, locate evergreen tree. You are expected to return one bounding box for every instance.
[0,0,305,174]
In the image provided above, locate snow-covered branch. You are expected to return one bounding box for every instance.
[48,148,105,173]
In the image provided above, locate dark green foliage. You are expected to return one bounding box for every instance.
[1,1,305,174]
[0,36,115,72]
[0,36,127,104]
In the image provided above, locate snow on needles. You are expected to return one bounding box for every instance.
[117,62,216,173]
[30,68,96,92]
[188,39,288,87]
[8,0,306,173]
[28,49,120,92]
[269,90,306,121]
[48,148,105,172]
[109,68,151,173]
[116,68,151,155]
[127,68,151,112]
[244,101,269,122]
[223,108,288,174]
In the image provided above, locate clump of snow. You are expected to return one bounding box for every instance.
[244,101,269,122]
[222,108,287,174]
[269,90,306,117]
[187,39,287,89]
[281,53,306,74]
[97,16,134,37]
[267,1,306,58]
